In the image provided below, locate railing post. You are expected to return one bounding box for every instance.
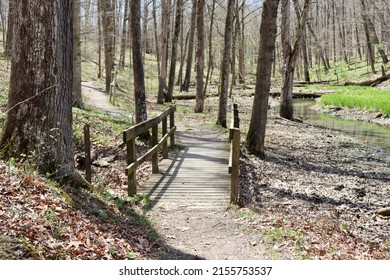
[152,125,159,173]
[170,110,175,147]
[110,69,117,105]
[233,103,239,128]
[127,138,136,195]
[162,118,168,159]
[83,124,92,184]
[230,128,240,204]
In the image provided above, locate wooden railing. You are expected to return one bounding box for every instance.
[123,105,176,195]
[229,103,240,204]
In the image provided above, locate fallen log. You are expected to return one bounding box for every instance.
[344,74,390,87]
[172,93,218,100]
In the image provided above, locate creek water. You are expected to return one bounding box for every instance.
[276,99,390,154]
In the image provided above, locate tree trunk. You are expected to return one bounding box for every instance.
[157,0,171,104]
[280,0,310,120]
[238,0,246,85]
[203,0,216,97]
[0,0,85,186]
[119,0,129,69]
[152,0,161,78]
[166,0,183,102]
[360,0,388,65]
[217,0,235,128]
[130,0,148,124]
[73,0,83,108]
[101,0,116,93]
[4,0,15,58]
[181,0,197,92]
[195,0,205,113]
[246,0,280,157]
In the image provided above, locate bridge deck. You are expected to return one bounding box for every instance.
[138,122,231,210]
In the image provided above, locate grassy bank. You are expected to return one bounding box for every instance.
[318,87,390,115]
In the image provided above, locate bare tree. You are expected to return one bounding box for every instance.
[246,0,280,157]
[157,0,171,104]
[195,0,205,113]
[130,0,148,123]
[181,0,197,92]
[100,0,116,93]
[217,0,235,128]
[279,0,310,120]
[166,0,183,102]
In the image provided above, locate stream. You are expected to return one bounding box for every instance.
[275,99,390,155]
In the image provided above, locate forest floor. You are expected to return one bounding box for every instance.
[1,81,389,260]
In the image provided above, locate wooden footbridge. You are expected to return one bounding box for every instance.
[123,105,240,209]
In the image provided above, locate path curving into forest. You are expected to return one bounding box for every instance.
[81,82,266,259]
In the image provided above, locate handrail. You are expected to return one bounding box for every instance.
[229,103,240,204]
[123,105,176,195]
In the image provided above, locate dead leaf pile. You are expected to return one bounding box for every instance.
[0,159,166,260]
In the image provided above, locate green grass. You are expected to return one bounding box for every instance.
[318,87,390,115]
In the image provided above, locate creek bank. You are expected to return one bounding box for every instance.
[313,104,390,128]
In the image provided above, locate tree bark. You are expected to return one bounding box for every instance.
[280,0,310,120]
[73,0,83,108]
[217,0,235,128]
[181,0,197,92]
[195,0,205,113]
[101,0,116,93]
[166,0,183,102]
[157,0,171,104]
[130,0,148,124]
[246,0,280,157]
[203,0,216,97]
[0,0,86,186]
[119,0,129,69]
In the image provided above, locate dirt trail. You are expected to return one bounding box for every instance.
[82,82,126,117]
[81,82,267,260]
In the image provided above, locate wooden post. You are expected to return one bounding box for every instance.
[127,138,137,195]
[83,124,92,184]
[162,118,168,159]
[152,125,159,173]
[109,69,117,105]
[233,103,239,128]
[230,128,240,204]
[170,110,175,147]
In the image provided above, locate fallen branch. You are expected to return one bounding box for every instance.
[373,207,390,216]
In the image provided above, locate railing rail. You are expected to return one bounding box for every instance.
[229,103,240,204]
[123,105,176,195]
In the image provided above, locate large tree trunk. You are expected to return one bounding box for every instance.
[130,0,148,124]
[0,0,85,186]
[246,0,280,157]
[166,0,183,102]
[195,0,205,113]
[217,0,235,128]
[73,0,83,108]
[181,0,197,92]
